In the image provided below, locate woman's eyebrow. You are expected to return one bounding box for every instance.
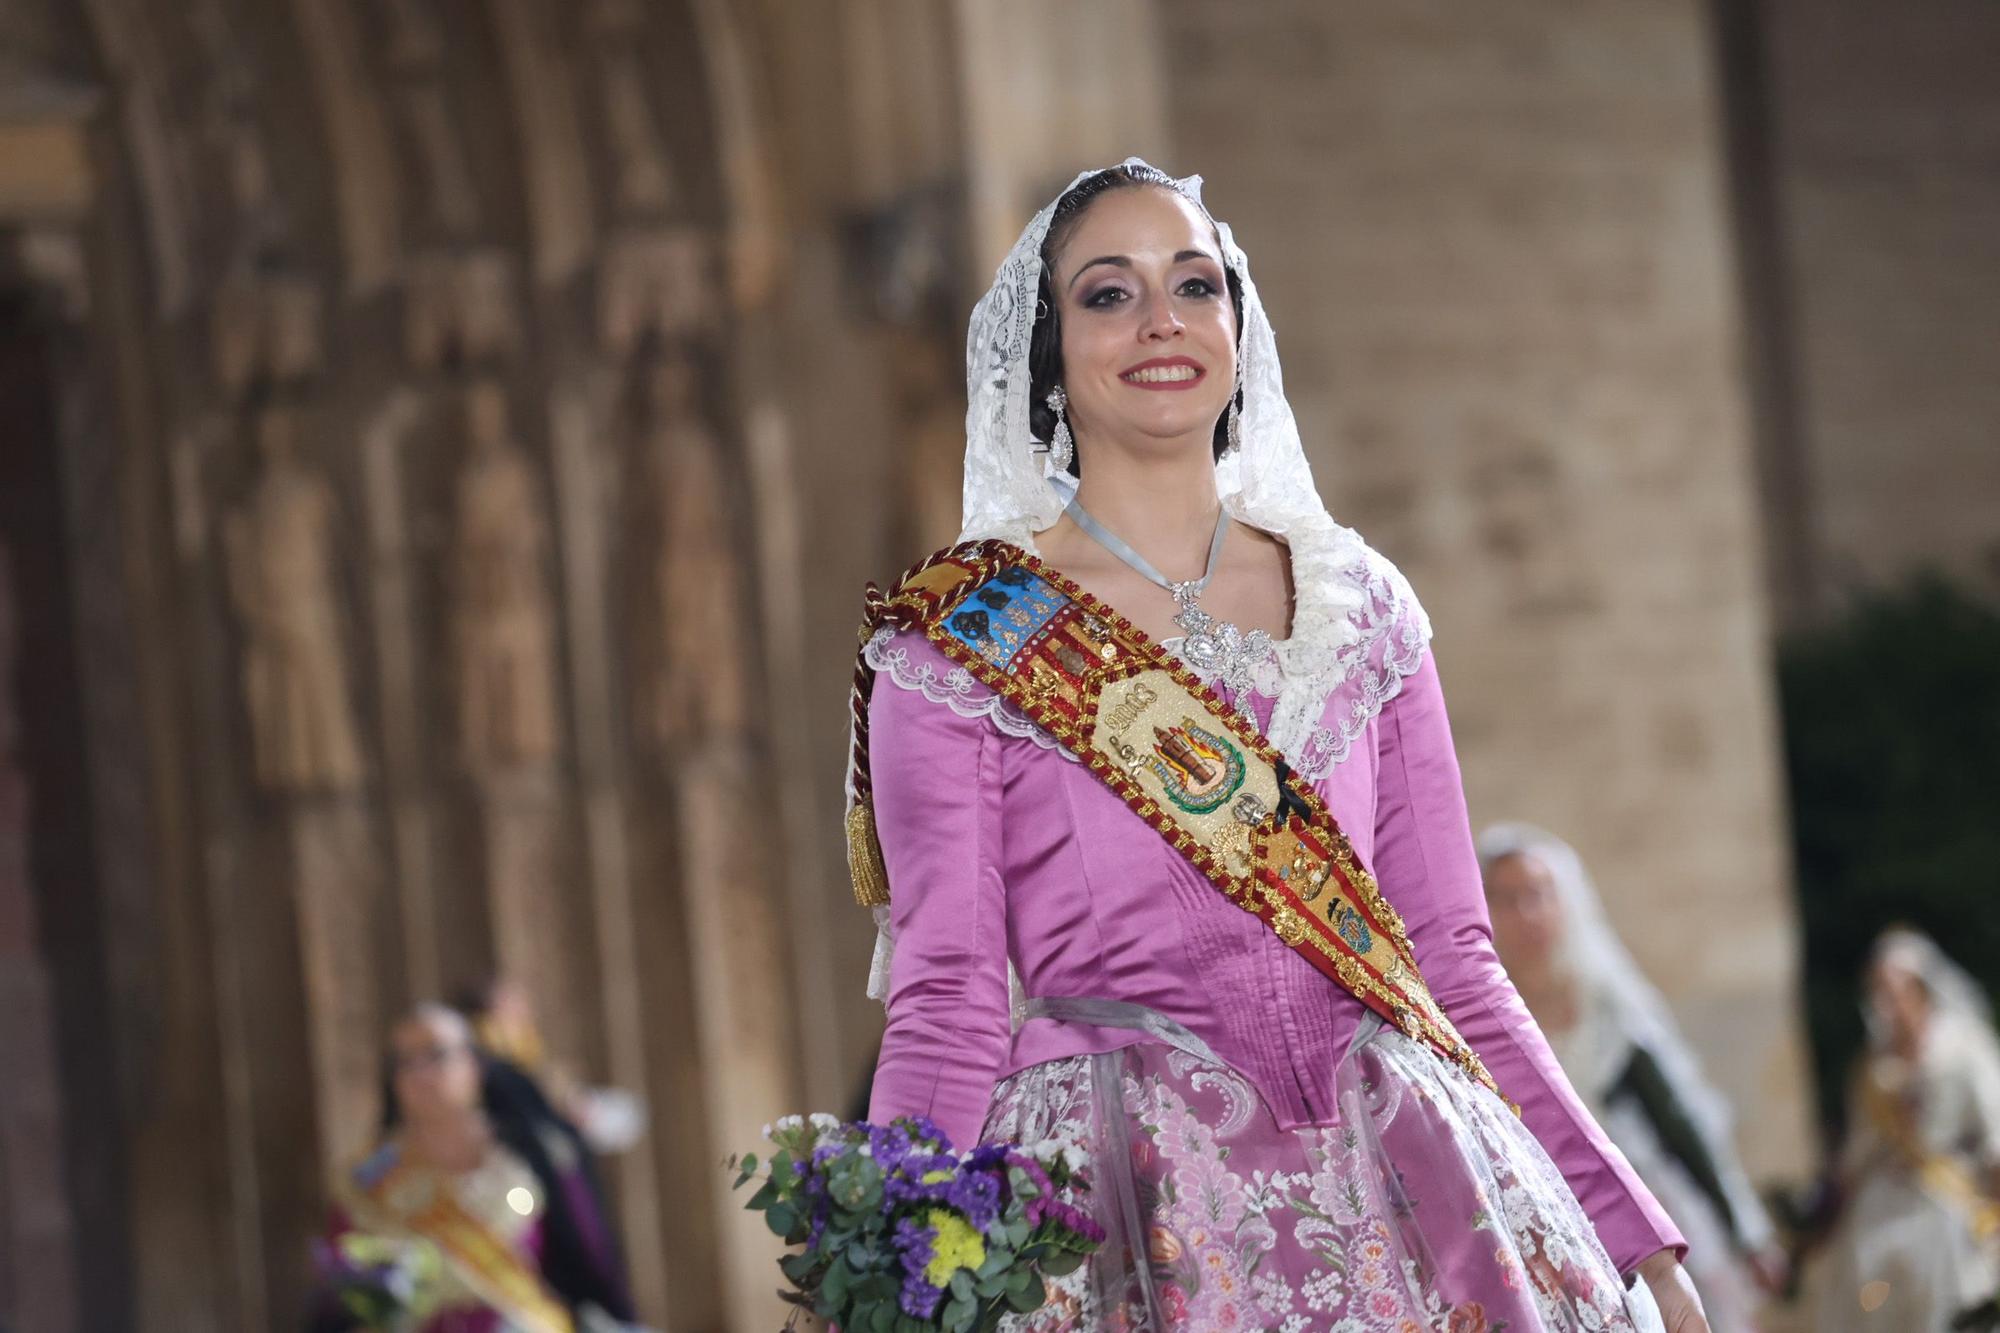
[1066,249,1221,291]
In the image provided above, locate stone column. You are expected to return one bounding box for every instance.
[1160,1,1815,1177]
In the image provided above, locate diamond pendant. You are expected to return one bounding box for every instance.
[1170,584,1272,706]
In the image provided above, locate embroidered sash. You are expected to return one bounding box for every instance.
[848,540,1498,1095]
[347,1160,576,1333]
[1860,1063,2000,1240]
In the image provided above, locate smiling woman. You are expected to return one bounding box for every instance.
[845,159,1713,1331]
[1027,165,1246,478]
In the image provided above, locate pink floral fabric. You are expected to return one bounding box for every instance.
[984,1025,1663,1332]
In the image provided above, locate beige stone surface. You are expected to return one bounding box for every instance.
[1757,0,2000,607]
[1160,1,1816,1182]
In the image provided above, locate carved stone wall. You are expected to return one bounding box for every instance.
[1157,1,1816,1185]
[1725,0,2000,619]
[0,2,829,1328]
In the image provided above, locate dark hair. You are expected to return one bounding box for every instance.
[1026,165,1246,475]
[374,1012,636,1320]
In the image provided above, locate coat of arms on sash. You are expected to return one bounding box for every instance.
[845,540,1501,1098]
[1145,720,1244,813]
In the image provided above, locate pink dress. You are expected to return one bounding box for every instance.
[863,548,1683,1331]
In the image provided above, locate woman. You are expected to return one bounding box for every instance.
[1815,928,2000,1331]
[311,1004,636,1333]
[1478,824,1783,1332]
[454,975,646,1156]
[850,159,1705,1330]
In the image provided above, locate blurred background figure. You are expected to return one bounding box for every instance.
[1479,823,1786,1332]
[309,1004,638,1333]
[455,976,647,1157]
[1808,928,2000,1331]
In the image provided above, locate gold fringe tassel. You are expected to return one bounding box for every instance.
[846,801,891,907]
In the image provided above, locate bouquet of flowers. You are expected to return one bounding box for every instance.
[733,1113,1105,1332]
[311,1232,447,1330]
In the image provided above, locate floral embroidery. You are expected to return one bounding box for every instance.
[981,1029,1654,1332]
[872,528,1431,786]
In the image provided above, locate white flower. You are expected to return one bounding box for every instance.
[1250,1272,1293,1314]
[809,1112,841,1132]
[1302,1268,1343,1313]
[1027,1137,1090,1173]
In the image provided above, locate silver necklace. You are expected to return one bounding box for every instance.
[1064,497,1274,700]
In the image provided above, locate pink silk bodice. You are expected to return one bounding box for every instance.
[862,568,1684,1275]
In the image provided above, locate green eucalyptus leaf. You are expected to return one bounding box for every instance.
[1039,1250,1086,1278]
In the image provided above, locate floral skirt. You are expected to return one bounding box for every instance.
[983,1009,1664,1332]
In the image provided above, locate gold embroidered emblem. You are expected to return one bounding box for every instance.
[845,540,1501,1100]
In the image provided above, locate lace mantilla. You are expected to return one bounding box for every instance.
[866,530,1432,786]
[865,157,1439,1004]
[1139,519,1435,781]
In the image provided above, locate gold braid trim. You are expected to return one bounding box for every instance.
[852,540,1502,1100]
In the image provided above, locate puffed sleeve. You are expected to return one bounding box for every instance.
[1372,648,1686,1274]
[864,636,1013,1150]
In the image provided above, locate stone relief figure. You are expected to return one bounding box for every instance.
[598,230,711,357]
[212,273,324,397]
[224,407,367,792]
[643,357,749,743]
[406,251,523,371]
[450,382,560,771]
[599,47,674,217]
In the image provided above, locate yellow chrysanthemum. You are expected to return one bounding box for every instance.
[921,1169,955,1185]
[923,1209,987,1287]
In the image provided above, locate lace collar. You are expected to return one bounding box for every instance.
[988,518,1424,777]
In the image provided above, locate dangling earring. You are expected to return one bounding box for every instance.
[1045,385,1074,473]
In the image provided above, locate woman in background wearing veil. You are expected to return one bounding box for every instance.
[1815,928,2000,1331]
[1478,824,1785,1333]
[847,160,1706,1330]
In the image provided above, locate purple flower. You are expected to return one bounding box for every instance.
[892,1216,935,1261]
[890,1214,939,1316]
[946,1169,1002,1231]
[899,1274,944,1319]
[867,1122,914,1170]
[903,1116,952,1153]
[965,1143,1011,1172]
[1042,1198,1106,1244]
[1004,1151,1058,1224]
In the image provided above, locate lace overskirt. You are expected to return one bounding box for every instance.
[983,1023,1664,1333]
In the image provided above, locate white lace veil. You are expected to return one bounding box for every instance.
[957,158,1366,643]
[1869,926,2000,1053]
[863,160,1386,1006]
[1474,823,1741,1144]
[1479,827,1788,1255]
